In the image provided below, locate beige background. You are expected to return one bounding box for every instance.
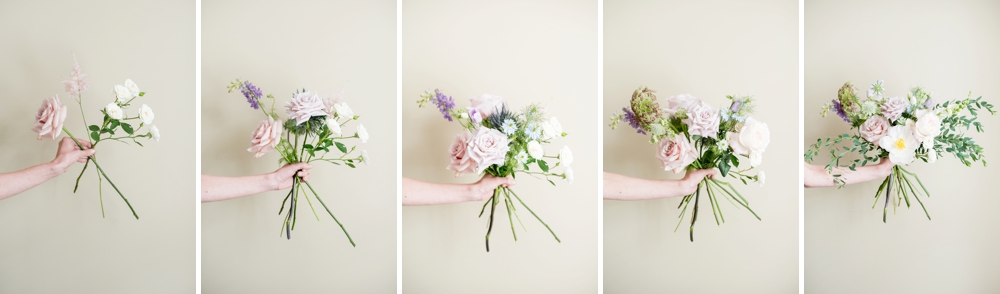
[805,0,1000,293]
[201,0,396,293]
[603,0,799,293]
[0,0,195,293]
[402,0,597,293]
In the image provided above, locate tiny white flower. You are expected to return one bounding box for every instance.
[459,112,468,119]
[549,117,563,136]
[113,85,132,103]
[138,104,155,124]
[105,103,124,120]
[861,100,878,116]
[564,167,574,184]
[927,148,937,163]
[516,151,529,164]
[328,120,342,136]
[150,125,160,142]
[758,171,766,187]
[361,150,369,165]
[527,140,544,159]
[558,145,573,166]
[356,124,369,143]
[334,102,354,119]
[124,79,140,98]
[749,151,763,167]
[716,138,729,150]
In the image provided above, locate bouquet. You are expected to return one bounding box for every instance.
[805,80,994,222]
[417,89,572,252]
[609,87,768,241]
[32,56,160,219]
[227,79,367,245]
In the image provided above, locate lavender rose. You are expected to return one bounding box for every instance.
[859,115,890,143]
[466,127,510,174]
[656,135,697,173]
[446,132,475,177]
[33,95,68,140]
[665,94,701,114]
[286,91,327,125]
[881,96,909,122]
[470,94,506,118]
[683,101,721,139]
[248,117,282,158]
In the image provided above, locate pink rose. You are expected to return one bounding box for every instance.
[446,131,476,177]
[470,94,506,118]
[285,91,327,125]
[881,96,909,122]
[665,94,701,114]
[33,95,68,140]
[860,115,890,143]
[466,127,510,174]
[248,117,283,158]
[656,135,697,173]
[683,101,721,139]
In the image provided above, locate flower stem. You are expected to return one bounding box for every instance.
[73,159,89,193]
[303,181,355,247]
[507,188,560,243]
[62,127,138,219]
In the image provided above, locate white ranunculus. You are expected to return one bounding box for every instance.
[879,125,918,165]
[564,167,574,184]
[912,109,941,143]
[527,140,544,159]
[138,104,154,124]
[758,171,765,187]
[328,120,342,136]
[105,103,124,120]
[356,124,369,143]
[124,79,140,98]
[334,102,354,119]
[113,84,132,103]
[361,150,369,165]
[150,125,160,142]
[558,145,573,166]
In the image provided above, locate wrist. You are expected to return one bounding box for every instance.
[264,172,282,191]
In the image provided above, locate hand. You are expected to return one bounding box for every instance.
[469,175,516,202]
[49,137,95,174]
[874,158,895,178]
[269,163,312,191]
[678,169,717,195]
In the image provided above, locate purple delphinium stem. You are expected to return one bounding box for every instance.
[832,100,849,122]
[241,81,263,109]
[621,107,646,135]
[432,89,455,121]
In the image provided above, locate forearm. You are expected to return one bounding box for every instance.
[201,174,276,202]
[804,163,888,188]
[603,172,693,200]
[402,177,478,206]
[0,163,61,200]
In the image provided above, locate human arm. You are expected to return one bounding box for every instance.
[603,169,716,200]
[803,158,894,188]
[201,163,312,202]
[0,137,95,200]
[402,175,515,206]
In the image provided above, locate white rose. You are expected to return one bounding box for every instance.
[912,110,941,143]
[727,132,749,156]
[558,145,573,166]
[124,79,140,98]
[356,124,369,143]
[334,102,354,119]
[105,103,124,120]
[470,93,506,118]
[361,150,370,165]
[527,140,544,159]
[138,104,155,125]
[564,167,574,184]
[758,171,765,187]
[328,120,342,136]
[113,84,132,103]
[542,117,563,139]
[739,117,770,154]
[150,125,160,142]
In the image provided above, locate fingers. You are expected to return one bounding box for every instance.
[72,149,96,163]
[498,176,516,188]
[76,139,93,149]
[295,170,311,182]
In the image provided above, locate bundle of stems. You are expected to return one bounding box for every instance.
[479,186,560,252]
[674,178,761,242]
[873,166,931,223]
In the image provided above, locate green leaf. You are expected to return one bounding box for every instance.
[335,142,348,153]
[135,141,143,147]
[303,144,314,150]
[90,131,99,142]
[109,120,120,130]
[537,160,549,173]
[139,92,145,96]
[346,163,356,168]
[547,179,556,186]
[121,123,134,135]
[88,125,100,132]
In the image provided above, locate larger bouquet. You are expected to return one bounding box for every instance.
[805,80,994,222]
[32,56,161,219]
[417,89,572,252]
[609,87,768,241]
[228,79,367,246]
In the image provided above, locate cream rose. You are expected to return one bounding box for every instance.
[739,117,770,154]
[558,145,573,166]
[124,79,140,98]
[683,101,721,139]
[859,115,890,143]
[105,103,124,120]
[881,96,909,122]
[470,94,506,118]
[656,135,697,173]
[564,167,574,184]
[446,132,475,177]
[32,95,68,140]
[248,117,282,158]
[727,132,749,156]
[527,140,544,159]
[285,91,327,125]
[138,104,155,125]
[113,84,132,103]
[467,127,510,174]
[361,150,370,165]
[912,109,941,143]
[334,102,354,119]
[149,125,160,142]
[328,119,342,136]
[356,124,369,143]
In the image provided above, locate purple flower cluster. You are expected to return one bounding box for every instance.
[432,89,455,121]
[831,100,849,122]
[621,107,646,134]
[241,81,263,109]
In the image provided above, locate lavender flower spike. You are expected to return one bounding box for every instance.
[241,81,263,109]
[431,89,456,121]
[832,100,850,122]
[621,107,646,134]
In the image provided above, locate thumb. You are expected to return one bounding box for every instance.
[73,149,96,157]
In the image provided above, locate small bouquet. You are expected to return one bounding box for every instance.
[609,87,769,241]
[227,79,367,245]
[805,80,994,222]
[32,56,161,219]
[417,89,572,252]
